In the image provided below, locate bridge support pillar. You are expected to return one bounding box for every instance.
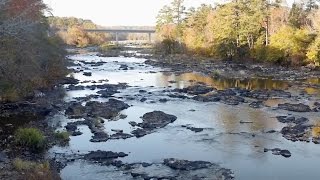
[148,33,152,44]
[115,32,119,45]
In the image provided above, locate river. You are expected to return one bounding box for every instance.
[48,50,320,180]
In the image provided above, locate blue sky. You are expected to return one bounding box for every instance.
[44,0,294,26]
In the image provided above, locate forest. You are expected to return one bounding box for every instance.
[0,0,67,102]
[156,0,320,66]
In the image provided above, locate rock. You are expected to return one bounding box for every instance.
[60,77,79,85]
[249,101,263,108]
[129,121,138,127]
[83,72,92,76]
[67,85,85,91]
[220,96,245,105]
[264,148,292,158]
[242,89,291,100]
[276,116,309,124]
[182,85,214,95]
[139,90,147,93]
[71,131,83,136]
[119,64,128,70]
[163,158,212,170]
[139,111,177,130]
[183,126,204,133]
[131,128,148,138]
[140,97,147,102]
[85,151,128,161]
[90,132,109,142]
[159,98,168,103]
[281,124,311,142]
[110,132,134,140]
[278,103,311,112]
[65,124,78,132]
[193,94,221,102]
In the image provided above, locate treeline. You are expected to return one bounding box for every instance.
[0,0,67,102]
[48,17,110,47]
[156,0,320,66]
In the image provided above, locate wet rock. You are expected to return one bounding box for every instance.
[71,131,83,136]
[249,101,263,108]
[139,111,177,130]
[131,128,148,138]
[281,124,311,142]
[276,116,309,124]
[220,96,245,105]
[139,90,147,93]
[90,132,109,142]
[129,121,138,127]
[193,94,220,102]
[168,93,188,99]
[140,97,147,102]
[264,148,292,158]
[109,132,134,140]
[314,102,320,112]
[83,72,92,76]
[85,151,128,161]
[182,125,204,133]
[182,85,214,95]
[67,85,85,91]
[0,152,8,163]
[159,98,168,103]
[65,124,78,132]
[242,89,291,100]
[266,130,277,133]
[119,64,128,70]
[278,103,311,112]
[163,158,213,170]
[60,77,79,85]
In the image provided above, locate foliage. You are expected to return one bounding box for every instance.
[307,36,320,65]
[48,16,109,47]
[156,0,320,65]
[15,128,45,151]
[0,0,67,102]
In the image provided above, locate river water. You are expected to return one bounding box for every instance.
[48,52,320,180]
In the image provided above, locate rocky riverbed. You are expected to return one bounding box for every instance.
[2,47,320,180]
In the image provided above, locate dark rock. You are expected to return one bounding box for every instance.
[90,132,109,142]
[60,77,79,85]
[71,131,83,136]
[264,148,291,158]
[67,85,85,91]
[278,103,311,112]
[168,93,188,99]
[85,150,128,161]
[139,90,147,93]
[163,158,212,170]
[183,85,214,95]
[249,101,263,108]
[129,121,138,127]
[184,126,204,133]
[266,130,277,133]
[65,124,78,132]
[281,124,311,142]
[140,97,147,102]
[220,96,245,105]
[159,98,168,103]
[276,116,309,124]
[110,132,134,140]
[193,94,220,102]
[131,128,148,138]
[139,111,177,130]
[119,64,128,70]
[83,72,92,76]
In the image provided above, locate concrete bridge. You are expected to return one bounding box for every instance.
[83,29,156,44]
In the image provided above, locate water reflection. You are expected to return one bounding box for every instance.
[158,72,320,92]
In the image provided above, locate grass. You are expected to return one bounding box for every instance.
[13,158,57,180]
[15,128,45,151]
[55,131,70,142]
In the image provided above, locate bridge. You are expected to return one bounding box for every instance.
[83,29,156,44]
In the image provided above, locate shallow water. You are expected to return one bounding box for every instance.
[49,53,320,180]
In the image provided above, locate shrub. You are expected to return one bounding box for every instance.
[307,36,320,66]
[55,131,70,142]
[15,128,45,151]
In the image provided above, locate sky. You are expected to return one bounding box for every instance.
[44,0,295,26]
[43,0,217,26]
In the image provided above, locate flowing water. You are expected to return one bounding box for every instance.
[48,52,320,180]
